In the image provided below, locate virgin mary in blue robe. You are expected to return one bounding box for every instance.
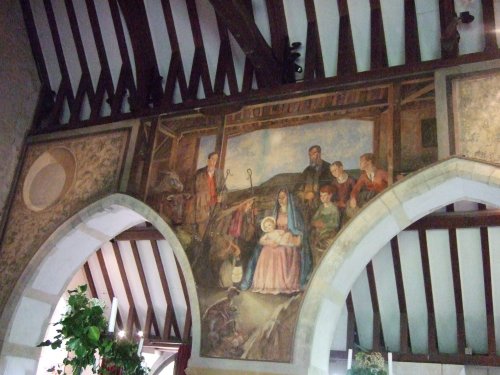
[240,188,312,291]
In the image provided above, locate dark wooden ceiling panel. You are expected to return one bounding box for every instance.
[207,0,281,87]
[22,0,500,136]
[369,0,388,70]
[404,0,421,64]
[336,0,356,76]
[304,0,325,80]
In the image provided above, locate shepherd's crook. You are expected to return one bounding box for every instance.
[247,168,253,194]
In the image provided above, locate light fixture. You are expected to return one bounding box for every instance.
[118,330,126,338]
[137,330,144,338]
[458,11,474,24]
[282,41,303,83]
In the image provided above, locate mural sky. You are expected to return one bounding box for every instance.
[198,119,374,191]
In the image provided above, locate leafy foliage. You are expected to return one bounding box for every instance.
[347,351,387,375]
[38,285,148,375]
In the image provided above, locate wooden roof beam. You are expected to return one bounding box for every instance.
[241,0,256,92]
[346,293,358,349]
[159,0,188,104]
[150,240,181,340]
[337,0,357,76]
[407,209,500,230]
[96,249,124,330]
[213,17,239,95]
[175,258,192,342]
[207,0,282,87]
[265,0,288,64]
[84,0,115,121]
[108,0,137,113]
[404,0,421,64]
[366,262,385,351]
[112,241,141,333]
[20,0,55,133]
[117,0,163,110]
[185,0,214,99]
[20,0,51,89]
[482,0,498,52]
[448,227,466,355]
[369,0,388,70]
[439,0,458,59]
[65,0,95,125]
[390,238,409,353]
[304,0,325,80]
[130,240,161,338]
[83,262,98,299]
[418,229,438,355]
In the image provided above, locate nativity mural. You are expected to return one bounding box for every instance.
[146,119,390,362]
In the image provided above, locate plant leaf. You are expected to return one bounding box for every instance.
[87,325,100,342]
[37,340,51,347]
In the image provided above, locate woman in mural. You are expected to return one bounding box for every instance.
[241,188,312,294]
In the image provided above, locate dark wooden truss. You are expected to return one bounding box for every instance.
[20,0,499,135]
[83,234,192,348]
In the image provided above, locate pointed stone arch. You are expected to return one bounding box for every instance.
[0,193,199,375]
[295,157,500,374]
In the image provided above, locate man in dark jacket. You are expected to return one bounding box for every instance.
[296,145,331,224]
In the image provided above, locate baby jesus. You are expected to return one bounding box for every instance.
[259,216,301,247]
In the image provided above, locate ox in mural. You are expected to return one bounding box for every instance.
[148,119,389,362]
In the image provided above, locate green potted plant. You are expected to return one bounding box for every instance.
[347,351,387,375]
[38,285,148,375]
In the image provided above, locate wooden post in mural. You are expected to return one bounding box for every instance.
[386,82,401,185]
[168,134,180,171]
[386,85,394,185]
[393,82,402,180]
[126,117,159,198]
[215,114,228,171]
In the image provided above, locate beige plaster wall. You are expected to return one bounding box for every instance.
[0,0,40,224]
[435,59,500,162]
[453,71,500,162]
[0,131,129,314]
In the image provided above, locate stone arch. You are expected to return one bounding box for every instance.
[0,193,199,375]
[150,352,177,374]
[295,157,500,374]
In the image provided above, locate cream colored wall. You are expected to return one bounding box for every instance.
[0,0,40,224]
[435,59,500,162]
